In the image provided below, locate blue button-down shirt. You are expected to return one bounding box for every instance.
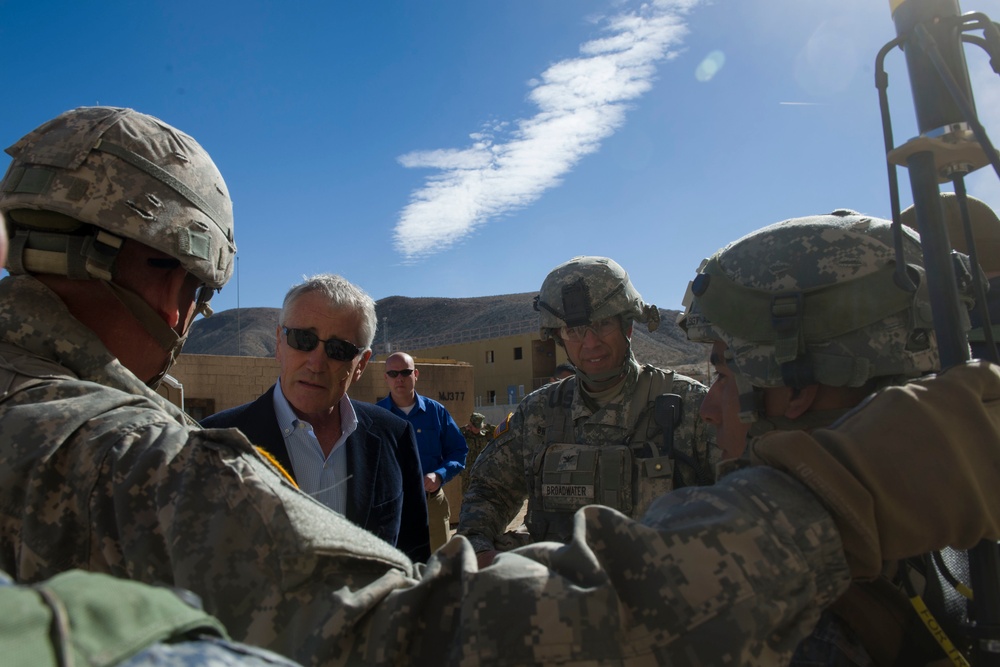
[273,380,357,514]
[376,392,468,483]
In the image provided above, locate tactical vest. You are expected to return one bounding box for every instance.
[525,367,675,542]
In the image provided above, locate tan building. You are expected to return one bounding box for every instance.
[388,334,570,416]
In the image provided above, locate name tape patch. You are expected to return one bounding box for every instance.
[543,484,594,499]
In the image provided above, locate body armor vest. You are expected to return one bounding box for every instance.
[525,367,676,543]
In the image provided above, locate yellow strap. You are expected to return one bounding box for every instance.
[908,595,971,667]
[254,446,298,488]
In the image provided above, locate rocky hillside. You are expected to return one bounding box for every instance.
[185,292,710,376]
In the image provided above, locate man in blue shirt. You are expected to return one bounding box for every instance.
[378,352,468,551]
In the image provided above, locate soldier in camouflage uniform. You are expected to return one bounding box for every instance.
[457,256,717,566]
[680,210,968,665]
[0,187,299,667]
[2,108,1000,667]
[460,412,493,496]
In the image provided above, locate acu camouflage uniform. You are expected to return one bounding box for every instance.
[459,413,494,497]
[459,354,715,553]
[0,275,857,666]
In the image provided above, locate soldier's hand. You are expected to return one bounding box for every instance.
[476,549,498,568]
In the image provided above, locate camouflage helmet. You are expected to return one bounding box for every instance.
[679,210,942,391]
[0,107,235,289]
[534,256,660,339]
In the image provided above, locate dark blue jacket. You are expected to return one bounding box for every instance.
[202,385,430,562]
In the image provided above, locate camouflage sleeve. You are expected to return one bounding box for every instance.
[455,409,529,553]
[670,374,720,486]
[100,421,849,665]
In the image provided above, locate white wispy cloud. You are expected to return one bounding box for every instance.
[393,0,699,259]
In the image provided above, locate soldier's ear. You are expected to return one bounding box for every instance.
[142,261,190,329]
[785,385,819,419]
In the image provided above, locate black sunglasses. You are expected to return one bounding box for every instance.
[282,327,361,362]
[385,369,415,378]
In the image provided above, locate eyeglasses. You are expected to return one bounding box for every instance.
[385,368,415,378]
[558,316,620,342]
[282,327,362,361]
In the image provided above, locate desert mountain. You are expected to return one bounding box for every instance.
[185,292,710,376]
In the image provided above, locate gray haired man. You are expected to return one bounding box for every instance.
[202,274,431,561]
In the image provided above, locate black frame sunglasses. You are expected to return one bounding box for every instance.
[282,327,361,362]
[385,369,415,378]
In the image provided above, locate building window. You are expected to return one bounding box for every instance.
[184,397,216,422]
[513,346,523,360]
[487,390,496,404]
[486,350,495,363]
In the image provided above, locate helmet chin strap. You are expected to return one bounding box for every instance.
[103,281,188,388]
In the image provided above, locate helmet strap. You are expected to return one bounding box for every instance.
[103,280,188,388]
[8,227,123,281]
[734,374,762,424]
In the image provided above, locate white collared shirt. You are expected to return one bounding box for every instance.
[273,381,358,514]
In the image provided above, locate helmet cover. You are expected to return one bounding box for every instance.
[680,210,942,389]
[534,255,660,339]
[1,106,235,288]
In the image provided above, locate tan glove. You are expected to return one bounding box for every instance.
[750,360,1000,579]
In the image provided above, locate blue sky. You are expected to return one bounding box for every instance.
[3,0,1000,317]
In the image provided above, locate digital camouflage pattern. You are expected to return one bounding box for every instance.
[458,358,717,553]
[460,415,494,497]
[534,255,660,336]
[681,210,942,389]
[1,107,235,288]
[0,273,854,666]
